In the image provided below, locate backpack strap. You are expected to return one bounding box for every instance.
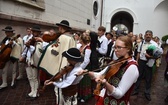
[139,40,144,53]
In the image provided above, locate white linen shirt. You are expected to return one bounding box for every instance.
[80,46,91,69]
[53,63,83,88]
[97,35,108,55]
[22,34,33,44]
[138,40,163,67]
[138,40,158,61]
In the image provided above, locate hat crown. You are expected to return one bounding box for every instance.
[56,20,71,29]
[62,48,83,62]
[2,26,15,32]
[66,48,81,58]
[5,26,12,30]
[31,25,41,31]
[60,20,70,27]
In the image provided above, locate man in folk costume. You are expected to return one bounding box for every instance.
[97,26,108,67]
[38,20,76,104]
[20,25,42,100]
[97,26,108,57]
[0,26,23,90]
[44,48,83,105]
[17,27,33,80]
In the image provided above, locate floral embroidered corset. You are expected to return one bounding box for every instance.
[102,60,137,105]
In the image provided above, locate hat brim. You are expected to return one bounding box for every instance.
[2,29,15,32]
[62,51,84,62]
[56,23,72,29]
[105,32,113,37]
[31,29,41,32]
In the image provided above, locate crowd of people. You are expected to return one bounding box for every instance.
[0,20,167,105]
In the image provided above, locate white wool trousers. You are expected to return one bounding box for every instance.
[54,87,78,105]
[26,66,39,97]
[0,60,18,87]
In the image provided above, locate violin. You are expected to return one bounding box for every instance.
[39,65,74,92]
[52,65,74,81]
[25,37,36,47]
[25,31,60,48]
[0,34,21,69]
[42,32,61,43]
[93,57,129,96]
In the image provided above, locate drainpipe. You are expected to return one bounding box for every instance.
[100,0,103,26]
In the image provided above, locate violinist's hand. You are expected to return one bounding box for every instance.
[76,69,88,76]
[19,57,25,63]
[51,43,59,47]
[8,40,13,45]
[44,80,53,86]
[25,41,30,47]
[95,75,106,84]
[35,37,43,42]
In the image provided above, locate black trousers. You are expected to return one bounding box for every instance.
[134,59,153,95]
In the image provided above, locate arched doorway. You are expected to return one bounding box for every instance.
[111,11,134,34]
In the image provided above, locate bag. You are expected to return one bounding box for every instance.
[165,65,168,81]
[62,85,78,96]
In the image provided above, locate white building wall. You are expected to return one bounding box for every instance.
[91,0,102,31]
[103,0,168,39]
[0,0,101,32]
[153,0,168,37]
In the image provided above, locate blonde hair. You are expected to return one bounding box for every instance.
[80,34,91,44]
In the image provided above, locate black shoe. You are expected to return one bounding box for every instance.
[145,94,151,101]
[11,82,16,89]
[165,95,168,102]
[0,86,7,90]
[26,94,38,100]
[26,94,32,98]
[131,91,139,96]
[30,96,38,100]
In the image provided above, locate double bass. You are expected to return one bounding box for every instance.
[0,34,21,69]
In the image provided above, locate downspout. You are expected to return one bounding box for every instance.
[100,0,103,26]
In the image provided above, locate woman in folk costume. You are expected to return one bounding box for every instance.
[73,32,81,49]
[77,34,92,102]
[77,35,139,105]
[44,48,83,105]
[0,26,23,90]
[20,25,42,100]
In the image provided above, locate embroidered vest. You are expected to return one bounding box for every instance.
[96,60,137,105]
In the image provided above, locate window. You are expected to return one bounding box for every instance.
[93,1,98,17]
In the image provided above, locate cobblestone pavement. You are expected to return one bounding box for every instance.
[0,56,168,105]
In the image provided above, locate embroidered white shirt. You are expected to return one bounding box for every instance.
[53,63,83,88]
